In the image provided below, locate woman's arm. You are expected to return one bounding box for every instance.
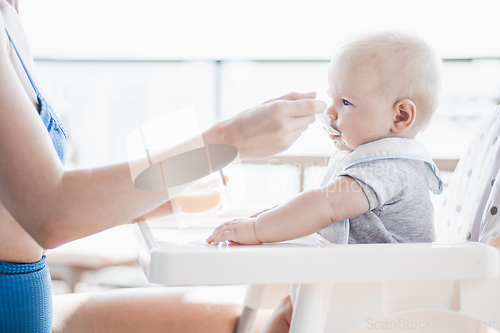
[0,21,325,248]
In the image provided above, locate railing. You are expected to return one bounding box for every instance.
[244,156,459,192]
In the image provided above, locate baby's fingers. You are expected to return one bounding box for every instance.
[212,230,235,246]
[206,233,216,244]
[206,221,232,243]
[207,226,230,245]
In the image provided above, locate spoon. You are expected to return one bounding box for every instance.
[316,112,341,136]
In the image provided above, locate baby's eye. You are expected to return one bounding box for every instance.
[342,99,352,106]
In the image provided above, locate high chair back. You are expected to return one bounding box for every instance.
[444,106,500,244]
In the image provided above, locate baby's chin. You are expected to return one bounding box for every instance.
[330,135,354,152]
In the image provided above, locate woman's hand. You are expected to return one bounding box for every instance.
[206,92,326,159]
[206,218,261,246]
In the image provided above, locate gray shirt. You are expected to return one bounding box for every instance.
[337,158,435,244]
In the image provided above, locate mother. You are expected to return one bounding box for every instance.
[0,1,326,332]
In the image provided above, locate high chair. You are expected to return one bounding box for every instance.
[134,106,500,333]
[234,105,500,333]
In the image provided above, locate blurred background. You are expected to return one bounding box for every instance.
[19,0,500,292]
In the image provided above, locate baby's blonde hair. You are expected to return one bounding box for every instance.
[332,31,442,131]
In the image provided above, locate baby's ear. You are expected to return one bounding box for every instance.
[391,99,416,134]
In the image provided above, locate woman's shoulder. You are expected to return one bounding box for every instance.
[0,0,9,15]
[0,2,8,54]
[0,0,18,17]
[0,1,13,28]
[0,2,41,108]
[0,1,30,51]
[0,1,20,58]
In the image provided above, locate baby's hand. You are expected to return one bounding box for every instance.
[206,218,261,246]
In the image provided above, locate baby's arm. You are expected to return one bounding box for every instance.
[207,176,369,245]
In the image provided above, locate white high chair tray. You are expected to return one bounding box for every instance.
[134,219,499,286]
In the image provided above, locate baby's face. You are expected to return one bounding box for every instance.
[325,59,397,152]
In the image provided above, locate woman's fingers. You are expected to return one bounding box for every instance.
[287,113,316,132]
[273,98,326,118]
[220,91,326,159]
[265,91,317,103]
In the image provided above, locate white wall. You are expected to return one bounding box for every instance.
[21,0,500,60]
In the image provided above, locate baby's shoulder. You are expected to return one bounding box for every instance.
[346,158,427,187]
[349,157,422,172]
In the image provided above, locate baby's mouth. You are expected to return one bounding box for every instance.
[331,131,346,146]
[317,113,341,137]
[331,126,341,137]
[324,122,341,137]
[330,131,342,140]
[327,122,341,137]
[326,119,341,137]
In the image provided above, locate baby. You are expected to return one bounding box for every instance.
[207,31,443,332]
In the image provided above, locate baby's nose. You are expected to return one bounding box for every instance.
[325,105,337,120]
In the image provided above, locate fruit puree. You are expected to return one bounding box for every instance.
[172,174,222,213]
[173,191,221,213]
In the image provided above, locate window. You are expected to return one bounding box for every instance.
[35,58,500,211]
[26,0,500,211]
